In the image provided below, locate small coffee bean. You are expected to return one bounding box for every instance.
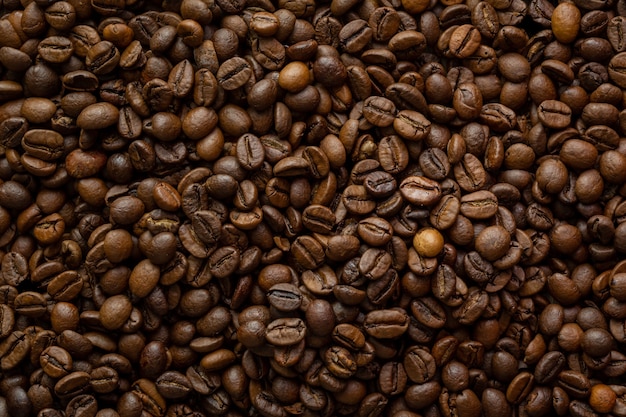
[412,227,444,258]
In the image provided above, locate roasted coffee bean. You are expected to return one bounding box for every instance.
[339,19,373,53]
[506,371,534,404]
[266,318,306,346]
[394,110,432,141]
[55,372,91,399]
[552,3,581,44]
[2,252,29,286]
[99,295,132,331]
[236,133,265,171]
[301,266,337,296]
[364,309,409,338]
[358,217,393,247]
[460,190,498,219]
[364,171,396,198]
[302,205,335,234]
[558,370,591,399]
[65,394,97,417]
[537,100,572,129]
[291,235,325,269]
[89,366,119,394]
[449,25,482,58]
[267,283,302,312]
[400,176,442,206]
[40,346,73,378]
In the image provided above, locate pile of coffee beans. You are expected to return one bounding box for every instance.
[4,0,626,415]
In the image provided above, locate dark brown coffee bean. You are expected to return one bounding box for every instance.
[385,82,428,113]
[266,318,306,346]
[557,370,591,398]
[85,41,120,75]
[291,235,325,269]
[139,341,168,379]
[208,246,240,279]
[89,366,119,394]
[460,190,498,219]
[131,379,166,417]
[302,205,335,234]
[252,391,286,417]
[236,133,265,171]
[405,381,441,410]
[454,153,487,192]
[0,47,32,72]
[538,100,572,129]
[199,349,236,373]
[411,297,447,329]
[65,394,97,417]
[129,259,160,298]
[2,252,28,287]
[363,96,397,127]
[305,300,336,337]
[300,267,336,297]
[323,345,357,378]
[400,176,442,206]
[429,194,460,231]
[267,283,302,312]
[364,309,409,339]
[14,292,47,318]
[99,295,132,331]
[358,217,393,247]
[454,288,488,325]
[0,0,622,414]
[506,371,534,404]
[535,352,566,384]
[394,110,431,141]
[359,248,392,281]
[449,24,481,58]
[55,371,91,399]
[40,346,73,378]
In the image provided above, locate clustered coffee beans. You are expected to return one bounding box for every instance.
[2,0,626,416]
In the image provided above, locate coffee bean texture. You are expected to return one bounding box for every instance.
[0,0,625,416]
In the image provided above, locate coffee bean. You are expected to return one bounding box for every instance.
[506,371,534,404]
[400,176,442,206]
[454,153,487,192]
[538,99,572,129]
[358,217,392,246]
[589,384,616,413]
[267,283,302,312]
[278,61,310,93]
[363,309,409,339]
[55,371,91,399]
[99,295,132,331]
[2,252,28,287]
[552,3,581,44]
[40,346,73,378]
[129,259,159,298]
[386,82,428,114]
[266,318,306,346]
[0,0,625,415]
[90,366,119,394]
[460,190,498,219]
[155,371,192,400]
[449,25,482,58]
